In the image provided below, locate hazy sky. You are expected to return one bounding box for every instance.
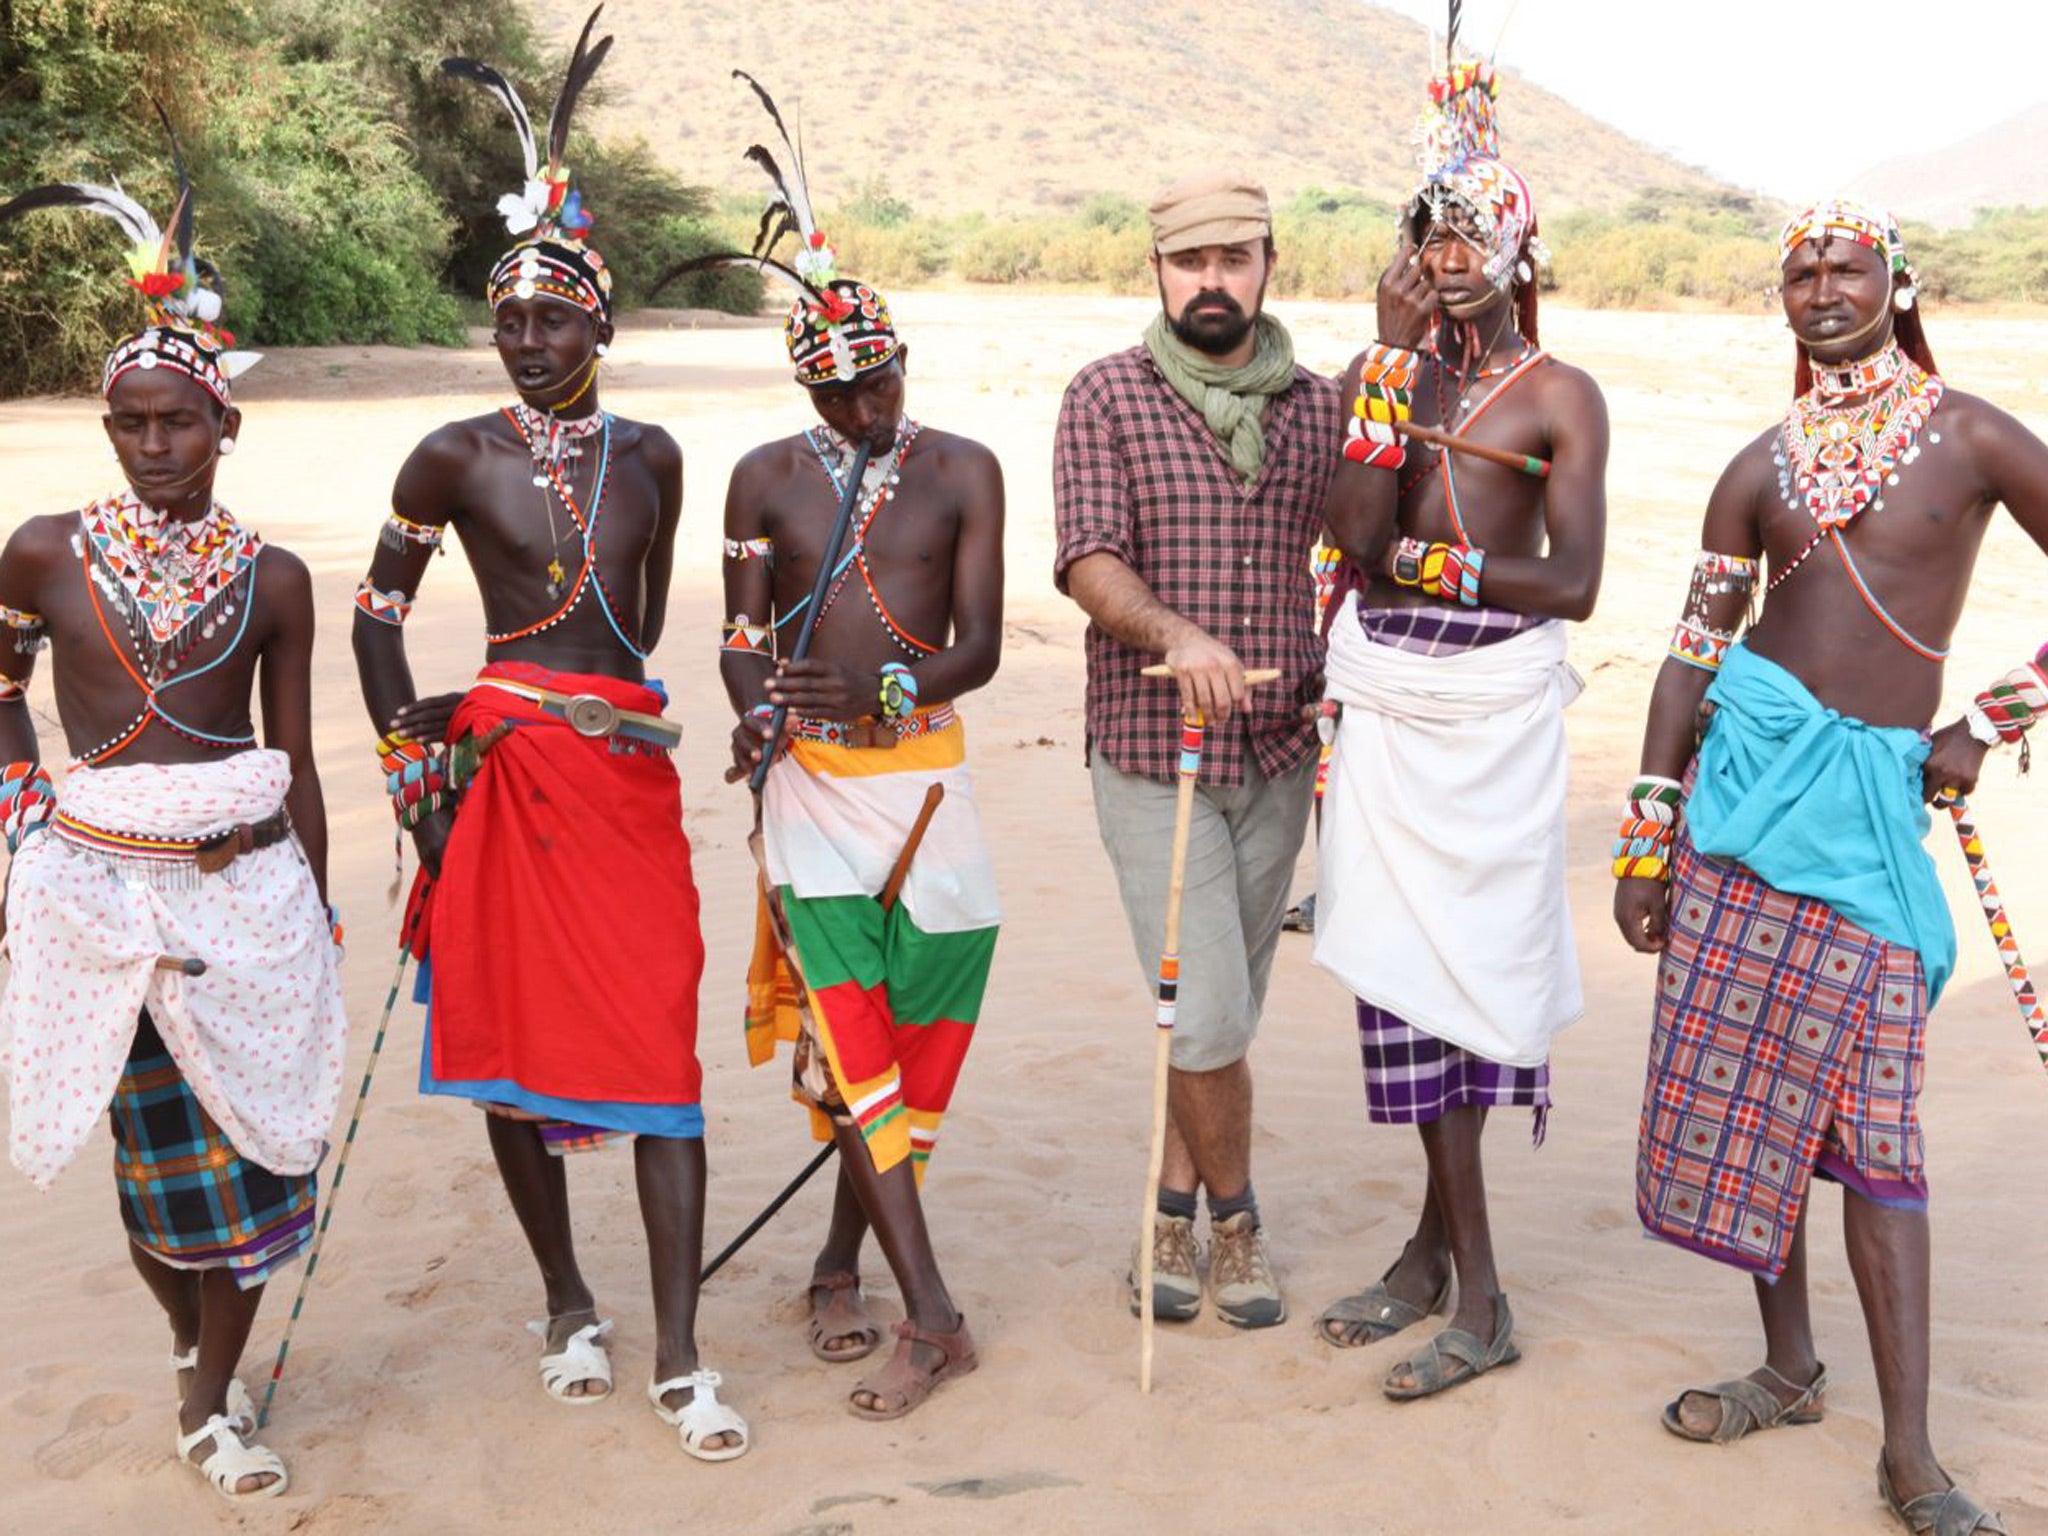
[1371,0,2048,199]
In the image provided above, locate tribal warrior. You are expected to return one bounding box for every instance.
[1314,59,1608,1400]
[690,74,1003,1422]
[351,13,747,1459]
[1616,200,2048,1536]
[0,131,346,1502]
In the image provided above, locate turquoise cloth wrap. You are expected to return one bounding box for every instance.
[1688,643,1955,1005]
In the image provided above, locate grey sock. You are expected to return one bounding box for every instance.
[1156,1187,1198,1222]
[1208,1186,1259,1228]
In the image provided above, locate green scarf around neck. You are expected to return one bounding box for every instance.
[1143,310,1297,485]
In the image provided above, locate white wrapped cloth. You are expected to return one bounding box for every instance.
[2,750,346,1188]
[1313,594,1584,1067]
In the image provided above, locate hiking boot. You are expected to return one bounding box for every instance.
[1127,1213,1202,1321]
[1209,1211,1286,1328]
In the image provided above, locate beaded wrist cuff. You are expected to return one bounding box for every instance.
[1612,775,1684,881]
[0,760,56,854]
[879,662,919,720]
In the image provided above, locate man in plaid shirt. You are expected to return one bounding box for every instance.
[1054,170,1338,1329]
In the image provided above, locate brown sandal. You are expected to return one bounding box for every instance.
[807,1272,883,1363]
[848,1316,978,1421]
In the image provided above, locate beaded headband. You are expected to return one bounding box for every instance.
[0,101,258,406]
[786,278,900,387]
[446,5,614,322]
[1778,198,1909,276]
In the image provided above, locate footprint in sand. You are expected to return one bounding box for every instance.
[365,1179,419,1218]
[1583,1205,1631,1232]
[33,1392,135,1481]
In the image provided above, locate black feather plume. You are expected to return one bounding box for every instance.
[548,5,613,172]
[1447,0,1463,67]
[149,97,193,268]
[0,181,158,248]
[442,57,538,179]
[650,250,825,308]
[732,71,817,239]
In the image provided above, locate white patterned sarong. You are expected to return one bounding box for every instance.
[1,750,346,1188]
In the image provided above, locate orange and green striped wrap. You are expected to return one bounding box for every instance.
[745,710,1000,1182]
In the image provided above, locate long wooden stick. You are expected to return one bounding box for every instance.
[1395,418,1551,479]
[1141,711,1204,1395]
[257,945,409,1428]
[1936,790,2048,1075]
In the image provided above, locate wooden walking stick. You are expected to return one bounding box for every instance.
[1935,789,2048,1075]
[1132,666,1279,1393]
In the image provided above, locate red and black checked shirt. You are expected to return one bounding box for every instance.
[1053,344,1340,786]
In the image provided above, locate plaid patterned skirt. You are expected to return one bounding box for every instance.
[1357,1003,1551,1132]
[1637,836,1928,1281]
[112,1013,316,1290]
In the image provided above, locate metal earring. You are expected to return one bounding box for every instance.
[1894,286,1916,313]
[218,436,237,455]
[595,343,609,357]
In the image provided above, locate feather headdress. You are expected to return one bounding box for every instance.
[650,72,895,387]
[0,100,259,402]
[446,5,615,318]
[1402,2,1545,299]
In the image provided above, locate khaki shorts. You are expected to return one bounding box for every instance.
[1090,753,1315,1071]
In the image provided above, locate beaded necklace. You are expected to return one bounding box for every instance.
[777,421,938,658]
[1774,342,1943,534]
[80,491,261,685]
[486,408,643,658]
[1763,343,1950,660]
[509,401,607,594]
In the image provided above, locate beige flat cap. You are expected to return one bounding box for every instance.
[1148,170,1272,255]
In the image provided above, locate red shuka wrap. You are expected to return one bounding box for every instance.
[411,661,704,1107]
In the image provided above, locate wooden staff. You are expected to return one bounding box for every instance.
[1935,789,2048,1075]
[1134,668,1278,1393]
[1395,419,1551,479]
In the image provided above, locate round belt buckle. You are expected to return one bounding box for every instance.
[565,694,618,737]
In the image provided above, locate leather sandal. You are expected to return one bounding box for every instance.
[1879,1456,2009,1535]
[807,1272,883,1363]
[1661,1362,1828,1444]
[1382,1293,1521,1401]
[848,1316,978,1422]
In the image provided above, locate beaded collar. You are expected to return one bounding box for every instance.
[1774,347,1944,534]
[79,491,261,684]
[1808,340,1910,405]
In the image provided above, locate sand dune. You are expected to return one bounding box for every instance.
[1,294,2045,1534]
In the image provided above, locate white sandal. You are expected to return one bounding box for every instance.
[169,1347,257,1437]
[526,1317,614,1405]
[175,1413,288,1502]
[648,1370,750,1462]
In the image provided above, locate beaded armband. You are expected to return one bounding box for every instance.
[0,761,56,854]
[879,662,919,721]
[0,676,25,704]
[1612,775,1685,882]
[355,581,413,626]
[377,735,450,831]
[1343,342,1416,470]
[380,513,446,554]
[327,903,345,951]
[1965,644,2048,770]
[721,615,772,658]
[1389,536,1485,607]
[1668,551,1757,674]
[1,605,46,655]
[724,537,773,562]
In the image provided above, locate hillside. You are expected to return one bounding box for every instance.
[535,0,1729,218]
[1849,102,2048,228]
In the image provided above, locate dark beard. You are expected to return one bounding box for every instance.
[1168,295,1256,357]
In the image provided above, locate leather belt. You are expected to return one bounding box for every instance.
[476,679,682,750]
[194,808,294,873]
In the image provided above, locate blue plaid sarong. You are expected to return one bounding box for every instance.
[111,1012,316,1290]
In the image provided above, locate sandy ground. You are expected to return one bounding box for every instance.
[1,293,2046,1536]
